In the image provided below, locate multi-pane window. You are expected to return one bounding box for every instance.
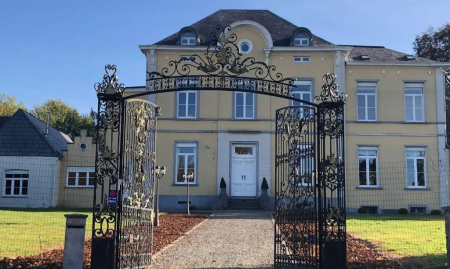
[235,92,254,119]
[291,144,315,187]
[181,32,196,45]
[293,57,310,63]
[406,149,426,188]
[4,170,29,196]
[404,84,424,122]
[292,81,312,105]
[67,167,95,187]
[177,91,197,118]
[358,148,378,186]
[294,33,309,46]
[357,83,377,121]
[175,143,197,184]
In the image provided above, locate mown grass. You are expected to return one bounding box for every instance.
[0,208,92,258]
[347,214,446,266]
[0,208,166,258]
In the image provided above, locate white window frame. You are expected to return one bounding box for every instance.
[291,80,312,105]
[405,148,427,188]
[234,92,255,119]
[293,57,310,63]
[358,147,379,187]
[175,143,197,185]
[177,91,197,119]
[357,83,377,121]
[404,83,425,122]
[181,32,196,45]
[66,167,95,188]
[294,36,309,46]
[4,170,29,197]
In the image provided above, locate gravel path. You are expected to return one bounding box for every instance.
[152,211,274,269]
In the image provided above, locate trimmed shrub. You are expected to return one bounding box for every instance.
[357,207,367,214]
[261,177,269,190]
[431,209,441,215]
[220,177,226,189]
[398,208,408,215]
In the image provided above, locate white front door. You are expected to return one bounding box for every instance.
[231,144,257,197]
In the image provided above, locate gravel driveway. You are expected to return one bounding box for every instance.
[152,211,274,269]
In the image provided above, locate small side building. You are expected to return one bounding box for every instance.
[0,109,72,208]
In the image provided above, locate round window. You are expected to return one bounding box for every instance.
[79,142,88,151]
[241,43,250,52]
[238,39,253,54]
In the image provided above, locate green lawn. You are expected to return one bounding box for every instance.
[347,214,446,266]
[0,208,92,258]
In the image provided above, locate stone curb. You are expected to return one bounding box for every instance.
[152,213,214,260]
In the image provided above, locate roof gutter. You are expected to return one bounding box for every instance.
[346,62,450,67]
[139,44,354,54]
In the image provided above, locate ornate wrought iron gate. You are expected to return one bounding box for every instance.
[118,99,158,268]
[274,74,346,269]
[92,25,347,269]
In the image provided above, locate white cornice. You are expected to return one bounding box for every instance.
[271,46,353,52]
[139,45,354,54]
[346,61,450,67]
[228,20,273,49]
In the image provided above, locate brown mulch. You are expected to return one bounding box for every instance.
[347,233,400,269]
[0,214,208,269]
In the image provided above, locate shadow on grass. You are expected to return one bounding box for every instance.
[396,254,447,268]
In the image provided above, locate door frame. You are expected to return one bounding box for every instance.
[229,141,258,197]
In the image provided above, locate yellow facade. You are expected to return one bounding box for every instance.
[60,15,449,213]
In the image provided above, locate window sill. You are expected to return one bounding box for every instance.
[404,187,430,191]
[356,186,383,190]
[233,118,256,121]
[1,196,28,198]
[172,183,199,187]
[65,186,95,189]
[175,118,198,120]
[356,120,377,123]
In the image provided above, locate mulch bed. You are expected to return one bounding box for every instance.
[0,214,208,269]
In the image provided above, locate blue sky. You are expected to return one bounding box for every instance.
[1,0,448,113]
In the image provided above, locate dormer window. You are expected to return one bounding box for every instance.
[181,32,196,45]
[360,55,370,60]
[291,28,313,47]
[294,33,309,46]
[405,55,416,61]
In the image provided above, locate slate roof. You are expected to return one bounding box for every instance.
[153,10,440,64]
[347,46,437,64]
[154,10,334,47]
[0,116,10,128]
[0,109,71,157]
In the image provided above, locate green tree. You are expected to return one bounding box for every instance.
[31,99,95,138]
[413,24,450,146]
[0,93,27,116]
[413,24,450,62]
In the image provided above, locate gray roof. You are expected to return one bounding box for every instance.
[154,10,334,47]
[347,46,436,63]
[0,116,10,128]
[0,109,70,157]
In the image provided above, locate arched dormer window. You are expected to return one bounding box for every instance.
[291,28,313,47]
[177,27,199,46]
[294,33,309,46]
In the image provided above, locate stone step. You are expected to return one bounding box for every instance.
[227,198,262,210]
